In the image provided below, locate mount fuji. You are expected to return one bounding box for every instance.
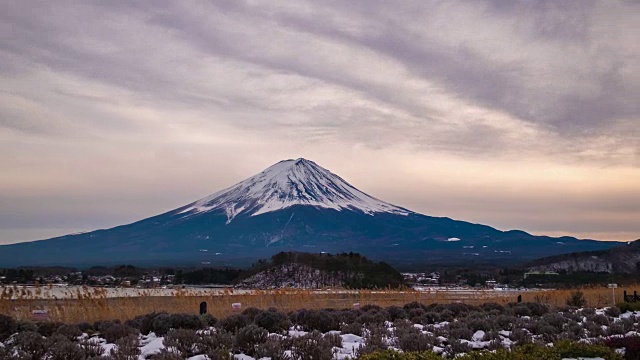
[0,158,619,267]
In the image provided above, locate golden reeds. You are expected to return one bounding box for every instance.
[0,285,635,324]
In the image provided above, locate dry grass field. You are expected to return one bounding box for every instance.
[0,285,635,324]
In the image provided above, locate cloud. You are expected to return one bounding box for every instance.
[0,0,637,243]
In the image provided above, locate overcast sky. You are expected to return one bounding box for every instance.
[1,0,638,245]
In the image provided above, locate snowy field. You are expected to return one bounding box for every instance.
[1,302,637,359]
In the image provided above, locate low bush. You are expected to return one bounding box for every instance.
[386,306,408,321]
[397,332,435,352]
[100,323,139,343]
[254,334,289,360]
[605,335,640,360]
[253,308,290,333]
[356,324,390,357]
[605,306,622,317]
[201,314,217,327]
[108,334,141,360]
[289,330,337,360]
[16,320,38,333]
[290,309,339,333]
[10,331,48,359]
[234,324,268,356]
[241,307,263,322]
[357,309,389,326]
[46,335,87,360]
[219,313,250,333]
[56,324,82,340]
[340,321,364,336]
[0,314,17,341]
[617,302,640,313]
[162,328,199,357]
[360,341,623,360]
[198,329,233,359]
[36,321,64,337]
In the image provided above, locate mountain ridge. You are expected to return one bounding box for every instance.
[0,158,622,268]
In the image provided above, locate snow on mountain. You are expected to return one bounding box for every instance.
[179,158,410,223]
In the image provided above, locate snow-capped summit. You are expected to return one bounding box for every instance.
[180,158,410,223]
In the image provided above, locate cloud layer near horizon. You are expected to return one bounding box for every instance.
[1,0,638,244]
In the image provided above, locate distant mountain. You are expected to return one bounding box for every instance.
[0,158,621,268]
[527,240,640,274]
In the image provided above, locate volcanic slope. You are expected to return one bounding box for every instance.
[0,158,619,267]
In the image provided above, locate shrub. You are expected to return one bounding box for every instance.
[197,329,233,359]
[324,332,342,348]
[0,314,17,341]
[584,320,607,338]
[241,307,264,321]
[356,324,390,356]
[510,328,532,344]
[566,291,588,307]
[254,334,290,360]
[580,307,596,315]
[16,320,38,333]
[386,306,408,321]
[289,330,336,360]
[200,314,217,327]
[508,303,532,317]
[162,329,199,357]
[340,321,364,336]
[357,309,389,326]
[605,336,640,360]
[290,309,339,333]
[109,334,141,360]
[419,312,440,325]
[219,313,250,333]
[592,314,611,326]
[439,309,455,322]
[480,303,505,313]
[446,339,472,357]
[397,332,435,352]
[449,323,473,340]
[605,306,622,317]
[75,322,93,333]
[254,309,291,333]
[553,339,622,359]
[147,352,183,360]
[618,302,640,313]
[234,324,268,356]
[337,309,360,324]
[80,337,105,358]
[101,323,139,344]
[466,314,497,332]
[46,334,86,360]
[56,324,82,340]
[403,302,427,311]
[361,304,383,312]
[541,313,567,331]
[525,302,549,316]
[36,321,64,337]
[10,331,48,359]
[494,314,516,330]
[408,308,426,322]
[359,350,441,360]
[166,313,207,331]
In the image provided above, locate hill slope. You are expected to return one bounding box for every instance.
[527,240,640,274]
[0,158,621,267]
